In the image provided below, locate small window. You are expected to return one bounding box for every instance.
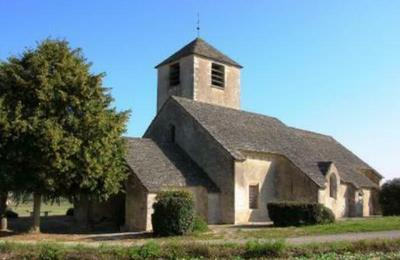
[329,174,337,199]
[169,125,175,143]
[211,63,225,88]
[169,63,180,86]
[249,184,259,209]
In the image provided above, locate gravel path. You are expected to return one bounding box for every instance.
[198,230,400,246]
[286,230,400,245]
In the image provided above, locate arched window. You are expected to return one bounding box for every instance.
[329,174,337,199]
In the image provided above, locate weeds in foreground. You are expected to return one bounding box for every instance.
[245,240,286,258]
[0,238,399,259]
[38,243,64,260]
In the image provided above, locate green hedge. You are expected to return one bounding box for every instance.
[151,190,195,236]
[379,178,400,216]
[267,201,335,227]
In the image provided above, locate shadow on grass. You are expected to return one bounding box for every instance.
[4,216,119,235]
[231,223,274,229]
[86,232,153,241]
[0,216,157,242]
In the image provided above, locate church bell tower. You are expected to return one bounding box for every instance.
[155,38,242,111]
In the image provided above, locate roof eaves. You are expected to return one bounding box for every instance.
[125,165,150,193]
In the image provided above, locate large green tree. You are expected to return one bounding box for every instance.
[0,39,130,232]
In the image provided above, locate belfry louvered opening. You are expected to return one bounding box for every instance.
[211,63,225,88]
[169,63,180,87]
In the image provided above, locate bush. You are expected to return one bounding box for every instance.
[267,201,335,227]
[379,178,400,216]
[151,190,195,236]
[192,215,208,233]
[5,209,18,219]
[66,208,74,217]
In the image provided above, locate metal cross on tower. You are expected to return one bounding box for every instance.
[196,12,200,37]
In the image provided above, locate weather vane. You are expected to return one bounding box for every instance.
[196,12,200,37]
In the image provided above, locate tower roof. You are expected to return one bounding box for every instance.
[155,37,242,68]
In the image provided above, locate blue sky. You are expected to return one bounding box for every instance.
[1,1,399,180]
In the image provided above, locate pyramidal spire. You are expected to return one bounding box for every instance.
[155,38,242,68]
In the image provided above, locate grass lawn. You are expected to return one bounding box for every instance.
[233,216,400,239]
[0,238,399,259]
[8,199,72,217]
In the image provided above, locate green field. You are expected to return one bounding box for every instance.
[8,200,72,217]
[234,216,400,239]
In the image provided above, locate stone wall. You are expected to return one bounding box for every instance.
[207,193,221,224]
[193,56,240,109]
[274,155,319,202]
[145,99,234,223]
[145,193,157,231]
[362,189,371,217]
[125,173,149,231]
[187,186,209,221]
[234,151,319,223]
[369,188,381,215]
[317,164,377,218]
[157,55,194,111]
[319,183,353,218]
[156,55,241,111]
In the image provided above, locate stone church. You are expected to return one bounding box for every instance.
[76,38,382,231]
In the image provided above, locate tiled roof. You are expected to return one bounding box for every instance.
[172,96,381,189]
[155,37,242,68]
[124,137,219,193]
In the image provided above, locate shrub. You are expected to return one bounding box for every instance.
[379,178,400,216]
[66,208,74,217]
[5,209,18,219]
[245,240,286,258]
[267,201,335,227]
[192,215,208,233]
[319,205,336,224]
[151,190,195,236]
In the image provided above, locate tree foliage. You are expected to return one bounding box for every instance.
[379,178,400,216]
[0,39,130,202]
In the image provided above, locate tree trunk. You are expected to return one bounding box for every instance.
[0,192,8,231]
[31,193,41,233]
[86,198,94,231]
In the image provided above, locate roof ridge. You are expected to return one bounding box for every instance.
[172,96,284,125]
[290,127,334,140]
[124,136,152,142]
[170,96,244,160]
